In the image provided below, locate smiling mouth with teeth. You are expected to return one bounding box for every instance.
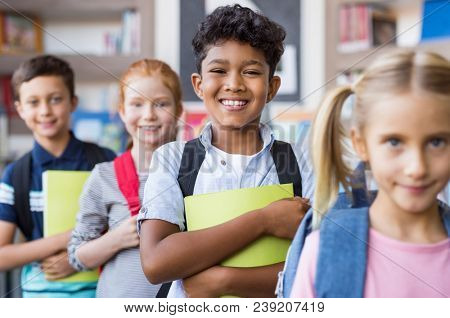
[219,99,249,110]
[139,126,161,132]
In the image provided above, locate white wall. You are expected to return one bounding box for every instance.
[154,0,180,72]
[300,0,325,108]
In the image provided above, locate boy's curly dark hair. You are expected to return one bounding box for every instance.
[12,55,75,101]
[192,4,286,78]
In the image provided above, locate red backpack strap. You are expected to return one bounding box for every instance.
[113,150,141,216]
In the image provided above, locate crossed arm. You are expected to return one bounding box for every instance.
[140,197,309,297]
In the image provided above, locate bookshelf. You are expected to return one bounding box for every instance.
[0,0,154,80]
[325,0,450,86]
[0,0,156,157]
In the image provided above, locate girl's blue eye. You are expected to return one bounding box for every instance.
[429,138,445,148]
[387,138,400,147]
[154,102,168,107]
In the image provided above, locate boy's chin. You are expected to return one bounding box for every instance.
[213,118,261,130]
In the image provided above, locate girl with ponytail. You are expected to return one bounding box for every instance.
[288,50,450,297]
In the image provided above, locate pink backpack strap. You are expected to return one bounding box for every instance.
[113,150,141,216]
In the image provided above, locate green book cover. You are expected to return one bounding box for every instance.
[184,183,293,268]
[43,170,99,283]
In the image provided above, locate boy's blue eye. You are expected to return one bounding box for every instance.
[50,96,62,104]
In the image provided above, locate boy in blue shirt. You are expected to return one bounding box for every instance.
[0,55,115,297]
[139,5,313,297]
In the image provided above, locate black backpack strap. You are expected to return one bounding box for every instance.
[270,140,302,197]
[82,142,109,169]
[177,138,206,231]
[155,282,172,298]
[177,138,206,198]
[11,152,33,239]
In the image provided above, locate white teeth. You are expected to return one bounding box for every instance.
[140,126,159,131]
[221,99,247,106]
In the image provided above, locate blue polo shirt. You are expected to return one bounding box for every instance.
[0,133,115,297]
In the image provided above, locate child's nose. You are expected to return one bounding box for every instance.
[224,73,245,92]
[38,102,52,116]
[143,104,158,121]
[404,150,428,179]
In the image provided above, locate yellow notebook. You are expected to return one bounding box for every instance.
[184,183,293,268]
[43,170,99,283]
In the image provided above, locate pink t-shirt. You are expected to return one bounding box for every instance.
[290,229,450,298]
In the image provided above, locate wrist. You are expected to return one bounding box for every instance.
[215,266,232,296]
[256,207,269,236]
[107,229,124,253]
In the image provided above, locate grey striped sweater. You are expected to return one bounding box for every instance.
[68,161,161,297]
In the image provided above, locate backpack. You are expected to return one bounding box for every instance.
[11,142,110,241]
[177,138,302,201]
[113,150,171,298]
[277,163,450,297]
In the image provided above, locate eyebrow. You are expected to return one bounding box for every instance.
[207,59,264,67]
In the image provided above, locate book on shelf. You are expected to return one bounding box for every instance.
[338,3,396,53]
[421,0,450,41]
[72,110,126,153]
[181,107,209,141]
[0,75,16,118]
[0,12,43,54]
[102,9,140,55]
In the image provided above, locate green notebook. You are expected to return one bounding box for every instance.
[43,170,99,283]
[184,183,293,268]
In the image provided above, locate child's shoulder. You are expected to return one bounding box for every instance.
[0,153,31,185]
[98,146,116,161]
[154,140,187,162]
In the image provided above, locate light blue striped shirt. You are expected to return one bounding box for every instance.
[137,122,314,297]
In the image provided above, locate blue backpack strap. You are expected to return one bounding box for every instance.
[270,140,302,197]
[438,201,450,235]
[315,207,369,297]
[278,209,313,297]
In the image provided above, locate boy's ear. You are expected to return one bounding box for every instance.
[70,96,78,113]
[15,101,25,120]
[267,75,281,103]
[191,73,204,100]
[351,128,369,162]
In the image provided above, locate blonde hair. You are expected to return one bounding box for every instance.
[119,59,183,149]
[311,50,450,228]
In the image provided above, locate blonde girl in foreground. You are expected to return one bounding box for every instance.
[289,50,450,297]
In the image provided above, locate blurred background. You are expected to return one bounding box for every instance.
[0,0,449,296]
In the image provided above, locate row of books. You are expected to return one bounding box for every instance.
[0,9,140,56]
[103,9,141,55]
[338,4,396,53]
